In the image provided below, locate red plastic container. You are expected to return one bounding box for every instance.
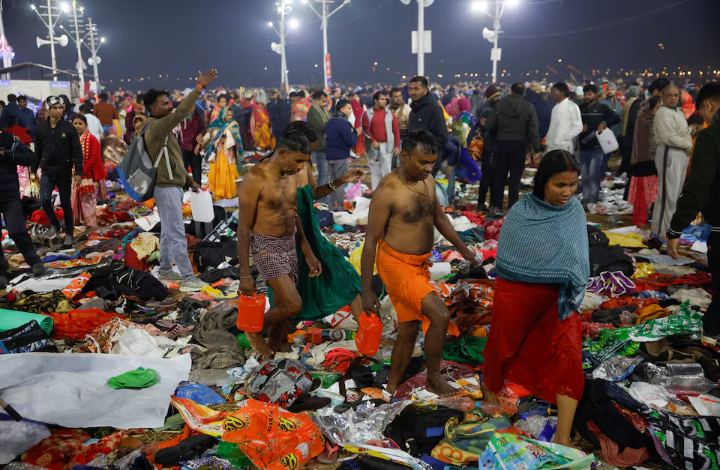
[236,293,266,333]
[355,312,382,357]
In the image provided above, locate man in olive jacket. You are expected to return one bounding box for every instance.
[486,83,541,212]
[142,69,217,293]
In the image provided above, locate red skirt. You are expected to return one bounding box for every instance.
[483,278,584,403]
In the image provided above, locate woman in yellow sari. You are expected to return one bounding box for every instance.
[207,107,242,200]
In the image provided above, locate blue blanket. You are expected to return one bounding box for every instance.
[496,194,590,320]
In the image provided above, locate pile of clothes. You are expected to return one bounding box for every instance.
[0,180,717,470]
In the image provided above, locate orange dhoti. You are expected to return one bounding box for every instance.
[376,239,460,336]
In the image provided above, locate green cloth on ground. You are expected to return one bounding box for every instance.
[270,185,362,320]
[108,368,159,389]
[0,308,53,335]
[431,412,511,465]
[217,440,252,468]
[442,336,488,365]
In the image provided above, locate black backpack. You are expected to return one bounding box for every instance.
[193,239,238,273]
[384,404,465,456]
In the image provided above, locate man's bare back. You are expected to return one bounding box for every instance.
[373,170,438,255]
[239,160,298,238]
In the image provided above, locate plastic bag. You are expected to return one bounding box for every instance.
[312,400,409,445]
[592,356,643,381]
[345,182,362,201]
[350,240,375,275]
[479,433,595,470]
[223,399,324,470]
[514,416,558,440]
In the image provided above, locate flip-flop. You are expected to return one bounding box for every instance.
[317,439,340,464]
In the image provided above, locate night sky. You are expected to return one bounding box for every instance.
[4,0,720,90]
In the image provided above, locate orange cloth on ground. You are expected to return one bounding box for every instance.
[376,238,459,336]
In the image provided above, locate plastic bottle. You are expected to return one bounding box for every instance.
[431,396,476,411]
[355,312,382,357]
[189,189,214,223]
[236,293,266,333]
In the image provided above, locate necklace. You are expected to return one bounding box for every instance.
[395,168,430,199]
[265,162,284,178]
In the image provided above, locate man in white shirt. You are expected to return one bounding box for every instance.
[78,104,104,142]
[545,82,583,154]
[651,85,696,237]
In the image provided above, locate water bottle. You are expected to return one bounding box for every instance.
[355,312,382,357]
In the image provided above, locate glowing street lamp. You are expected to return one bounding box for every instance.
[471,0,520,83]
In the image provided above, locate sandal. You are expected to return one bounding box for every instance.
[317,439,340,464]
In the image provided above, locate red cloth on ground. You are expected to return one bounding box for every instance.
[124,244,151,271]
[482,278,584,403]
[30,208,65,226]
[49,309,120,340]
[633,272,713,292]
[22,429,131,470]
[587,422,649,467]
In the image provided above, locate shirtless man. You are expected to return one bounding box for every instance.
[236,130,322,358]
[361,129,480,397]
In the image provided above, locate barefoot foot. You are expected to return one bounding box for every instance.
[481,382,499,406]
[386,382,399,397]
[426,376,458,398]
[246,332,274,360]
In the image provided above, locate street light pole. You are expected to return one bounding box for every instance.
[87,17,98,84]
[304,0,350,89]
[32,0,65,80]
[492,0,499,83]
[417,0,424,76]
[473,0,516,83]
[71,0,83,89]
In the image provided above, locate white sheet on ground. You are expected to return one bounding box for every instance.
[0,420,51,464]
[0,353,191,429]
[10,276,75,293]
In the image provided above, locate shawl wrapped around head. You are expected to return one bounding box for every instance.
[206,107,244,162]
[496,194,590,320]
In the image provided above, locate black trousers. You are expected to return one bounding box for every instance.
[491,140,527,210]
[702,232,720,336]
[40,171,73,234]
[182,149,202,186]
[478,150,495,207]
[0,199,41,275]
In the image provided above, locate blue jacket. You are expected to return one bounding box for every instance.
[525,89,551,140]
[325,116,358,161]
[268,99,291,136]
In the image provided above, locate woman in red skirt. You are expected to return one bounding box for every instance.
[481,150,590,447]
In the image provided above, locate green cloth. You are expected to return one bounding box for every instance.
[217,440,252,468]
[0,308,53,335]
[442,336,488,365]
[270,185,362,321]
[108,368,159,389]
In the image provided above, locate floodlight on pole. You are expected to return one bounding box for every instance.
[61,0,87,93]
[269,0,292,92]
[400,0,434,77]
[303,0,350,90]
[472,0,518,83]
[81,17,103,90]
[31,0,68,80]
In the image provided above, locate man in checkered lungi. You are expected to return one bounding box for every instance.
[236,130,322,360]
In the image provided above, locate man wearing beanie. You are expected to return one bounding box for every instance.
[32,96,83,245]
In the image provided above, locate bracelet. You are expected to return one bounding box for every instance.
[328,180,338,191]
[239,275,253,280]
[197,83,205,91]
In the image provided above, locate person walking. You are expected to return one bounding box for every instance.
[578,84,621,205]
[481,150,588,448]
[307,90,332,186]
[486,83,541,213]
[71,115,104,229]
[324,99,359,211]
[651,85,695,237]
[0,129,46,288]
[143,69,218,293]
[362,91,400,190]
[599,83,623,174]
[667,82,720,344]
[545,82,583,153]
[389,87,410,169]
[33,96,83,245]
[628,98,662,227]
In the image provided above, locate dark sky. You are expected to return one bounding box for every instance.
[4,0,720,90]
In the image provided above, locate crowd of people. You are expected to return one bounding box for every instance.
[0,66,719,468]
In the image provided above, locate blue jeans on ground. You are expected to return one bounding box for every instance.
[155,186,194,280]
[580,148,604,204]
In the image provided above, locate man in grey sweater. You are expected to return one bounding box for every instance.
[143,69,217,292]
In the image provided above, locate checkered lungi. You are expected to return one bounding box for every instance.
[250,228,299,284]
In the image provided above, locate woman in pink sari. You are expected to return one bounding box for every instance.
[72,115,106,230]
